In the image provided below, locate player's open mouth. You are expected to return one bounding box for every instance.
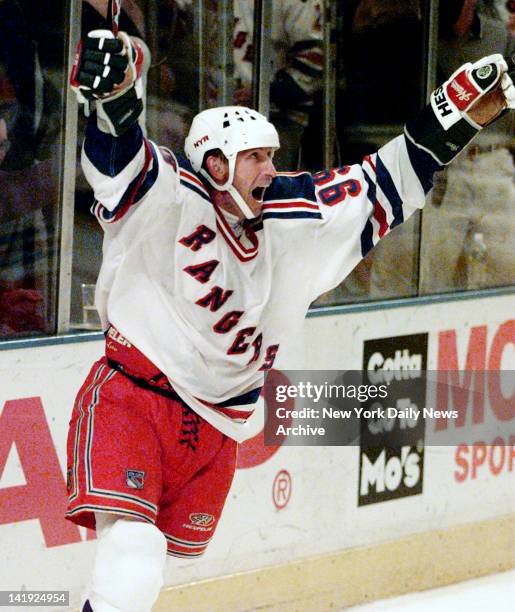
[251,187,266,202]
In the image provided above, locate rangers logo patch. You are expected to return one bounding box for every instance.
[126,469,145,489]
[189,513,214,527]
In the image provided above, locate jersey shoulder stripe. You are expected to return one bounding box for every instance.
[262,210,322,221]
[262,173,320,220]
[176,155,212,203]
[262,198,321,220]
[262,198,319,210]
[180,169,211,203]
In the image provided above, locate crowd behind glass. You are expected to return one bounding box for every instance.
[0,0,513,337]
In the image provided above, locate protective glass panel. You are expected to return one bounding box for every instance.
[0,0,65,337]
[71,1,262,329]
[313,0,427,307]
[145,0,200,151]
[206,0,325,171]
[419,0,515,294]
[70,0,327,329]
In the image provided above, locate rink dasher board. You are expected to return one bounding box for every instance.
[0,293,513,611]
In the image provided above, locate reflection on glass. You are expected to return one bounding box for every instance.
[0,0,64,337]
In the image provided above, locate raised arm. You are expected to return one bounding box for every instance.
[70,30,162,222]
[303,54,515,299]
[406,54,515,165]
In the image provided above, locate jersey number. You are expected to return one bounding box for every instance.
[313,166,361,207]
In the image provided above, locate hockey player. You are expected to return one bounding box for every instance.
[67,29,514,612]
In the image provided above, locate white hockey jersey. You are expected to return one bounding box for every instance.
[82,118,440,441]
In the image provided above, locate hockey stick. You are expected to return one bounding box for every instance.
[107,0,122,36]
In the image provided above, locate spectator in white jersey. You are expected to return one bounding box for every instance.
[67,26,515,612]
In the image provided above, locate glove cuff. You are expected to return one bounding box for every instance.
[95,86,144,136]
[405,104,479,165]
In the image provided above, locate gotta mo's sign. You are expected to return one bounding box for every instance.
[358,333,428,506]
[358,319,515,506]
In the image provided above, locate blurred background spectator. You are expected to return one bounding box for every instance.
[0,0,63,336]
[230,0,324,170]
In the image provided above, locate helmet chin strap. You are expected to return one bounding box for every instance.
[200,159,256,220]
[225,184,256,220]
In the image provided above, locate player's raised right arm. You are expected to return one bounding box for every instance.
[71,30,158,222]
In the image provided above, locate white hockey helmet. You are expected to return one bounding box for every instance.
[184,106,280,219]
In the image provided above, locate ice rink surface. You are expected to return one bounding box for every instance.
[349,569,515,611]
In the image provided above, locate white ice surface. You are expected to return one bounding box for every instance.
[349,569,515,611]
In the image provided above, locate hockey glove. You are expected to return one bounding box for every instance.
[405,54,515,165]
[70,30,146,135]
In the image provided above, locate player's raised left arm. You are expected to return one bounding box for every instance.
[359,53,515,250]
[305,55,514,298]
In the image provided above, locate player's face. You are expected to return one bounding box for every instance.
[233,147,277,216]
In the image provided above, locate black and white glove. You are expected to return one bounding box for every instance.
[70,30,146,135]
[406,54,515,165]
